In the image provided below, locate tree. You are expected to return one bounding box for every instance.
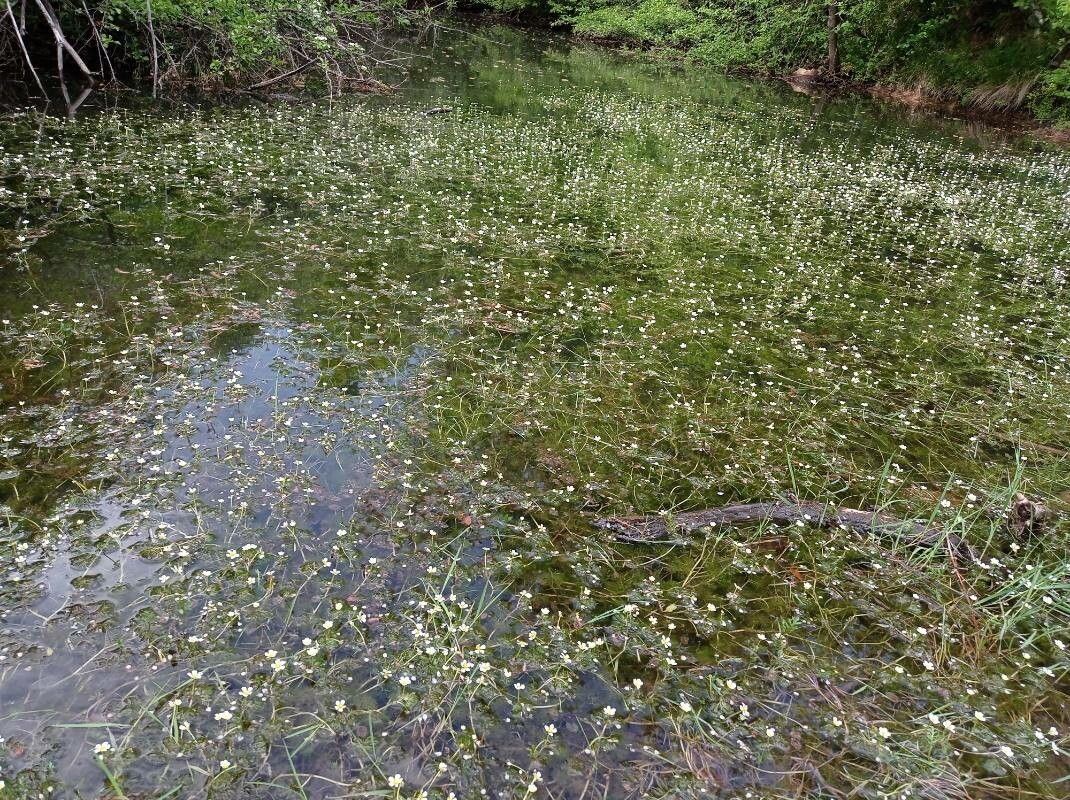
[827,2,839,75]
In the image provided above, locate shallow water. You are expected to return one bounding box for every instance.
[1,22,1070,800]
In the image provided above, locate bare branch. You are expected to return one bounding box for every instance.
[32,0,96,80]
[5,0,46,96]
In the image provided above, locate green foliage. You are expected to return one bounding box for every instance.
[108,0,406,80]
[9,0,409,91]
[564,0,825,70]
[1035,60,1070,119]
[567,0,701,46]
[480,0,548,13]
[473,0,1070,122]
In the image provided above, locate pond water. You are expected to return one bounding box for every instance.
[1,22,1070,800]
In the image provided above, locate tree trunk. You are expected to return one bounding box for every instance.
[57,39,70,105]
[146,0,158,97]
[827,3,840,76]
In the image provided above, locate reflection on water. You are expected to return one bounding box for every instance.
[1,21,1070,800]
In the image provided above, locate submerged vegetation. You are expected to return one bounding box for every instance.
[2,22,1070,800]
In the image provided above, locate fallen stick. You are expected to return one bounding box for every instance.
[595,500,973,559]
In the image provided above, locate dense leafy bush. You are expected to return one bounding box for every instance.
[2,0,411,95]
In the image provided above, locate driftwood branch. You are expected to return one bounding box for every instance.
[596,495,1052,566]
[595,500,973,559]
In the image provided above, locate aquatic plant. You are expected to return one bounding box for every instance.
[1,24,1069,799]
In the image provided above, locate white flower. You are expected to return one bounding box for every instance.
[602,706,616,717]
[878,727,891,739]
[543,724,557,736]
[1000,745,1013,757]
[334,699,346,712]
[679,700,693,713]
[387,774,404,788]
[93,741,112,755]
[219,760,232,770]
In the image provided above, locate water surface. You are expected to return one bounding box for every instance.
[1,23,1070,800]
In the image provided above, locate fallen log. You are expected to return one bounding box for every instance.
[595,500,974,560]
